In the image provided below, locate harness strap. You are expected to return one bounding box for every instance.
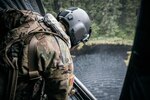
[4,39,20,100]
[28,35,40,79]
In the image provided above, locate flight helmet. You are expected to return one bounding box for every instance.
[57,7,92,47]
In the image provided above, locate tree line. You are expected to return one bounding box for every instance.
[42,0,141,40]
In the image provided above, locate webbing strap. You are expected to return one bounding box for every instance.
[4,38,20,100]
[28,35,41,79]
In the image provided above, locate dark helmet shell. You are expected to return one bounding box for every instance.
[57,7,92,47]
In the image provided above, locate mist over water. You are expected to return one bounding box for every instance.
[71,44,131,100]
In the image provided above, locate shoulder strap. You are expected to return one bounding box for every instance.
[28,35,40,79]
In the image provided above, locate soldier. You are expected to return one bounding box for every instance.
[0,7,91,100]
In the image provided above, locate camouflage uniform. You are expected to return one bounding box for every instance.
[0,10,74,100]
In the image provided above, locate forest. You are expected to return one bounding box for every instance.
[42,0,141,41]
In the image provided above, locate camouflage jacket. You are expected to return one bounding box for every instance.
[0,10,74,100]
